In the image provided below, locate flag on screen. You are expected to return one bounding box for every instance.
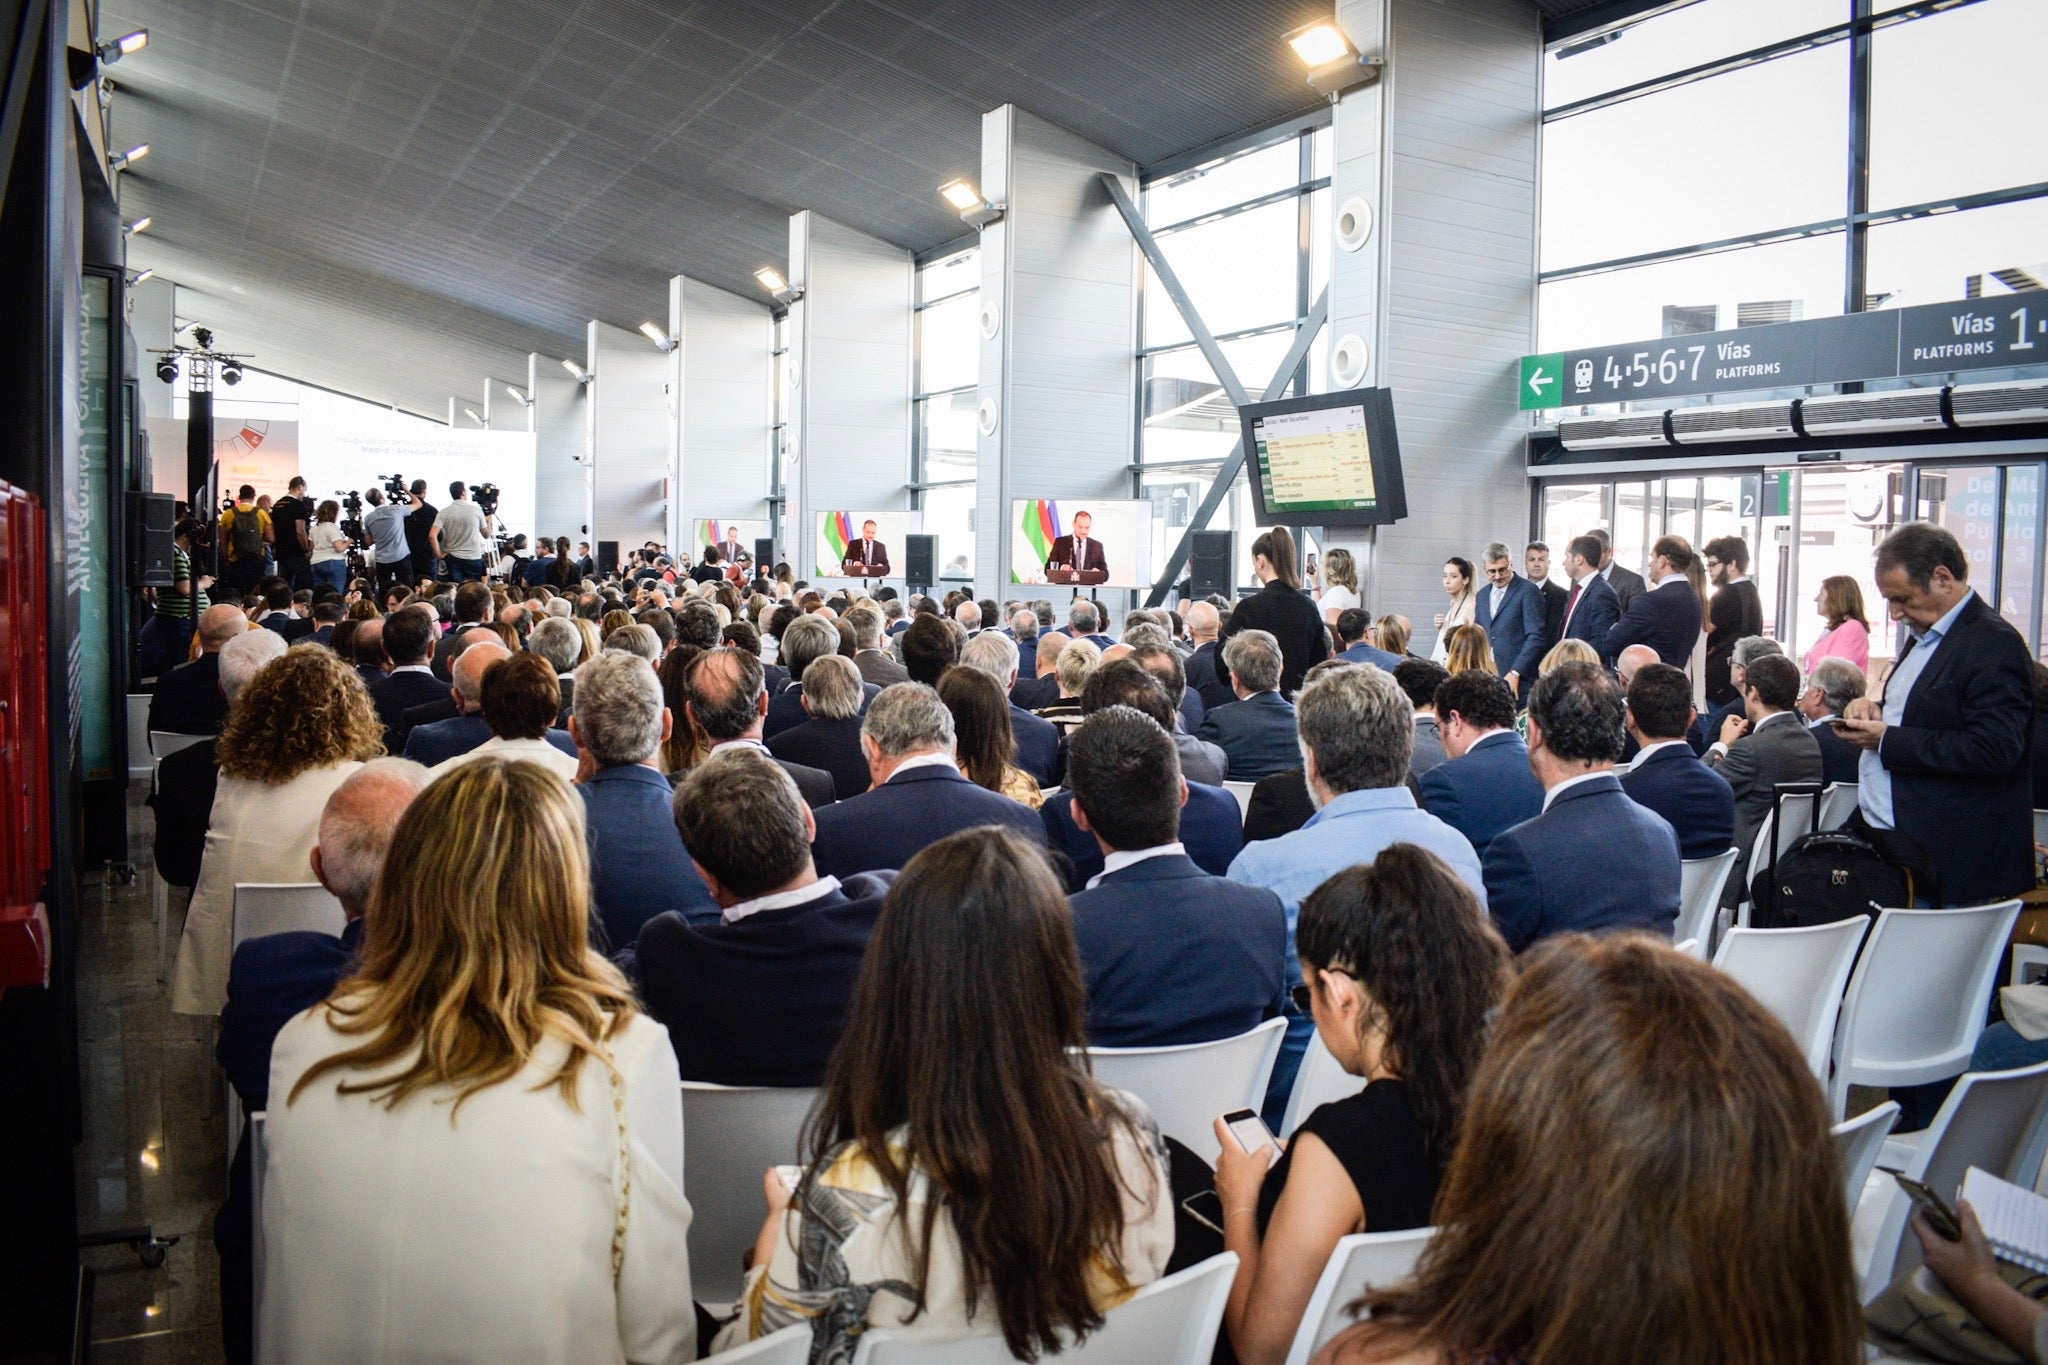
[1021,500,1061,566]
[824,511,853,564]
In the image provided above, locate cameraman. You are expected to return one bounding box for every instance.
[430,480,493,584]
[271,476,315,590]
[361,488,413,595]
[403,479,438,582]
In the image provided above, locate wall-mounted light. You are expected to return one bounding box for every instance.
[753,267,803,306]
[129,267,154,285]
[939,177,1003,229]
[123,215,152,236]
[96,29,147,63]
[1284,19,1382,100]
[561,358,592,384]
[637,321,676,353]
[462,406,487,427]
[504,383,532,408]
[109,142,150,171]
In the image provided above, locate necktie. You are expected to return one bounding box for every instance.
[1564,582,1581,628]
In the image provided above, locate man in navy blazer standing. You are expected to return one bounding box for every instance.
[1485,662,1681,952]
[1619,663,1735,860]
[1599,535,1704,668]
[1418,670,1544,860]
[809,682,1045,878]
[1557,534,1622,647]
[1836,523,2037,906]
[1472,542,1549,701]
[1196,630,1301,780]
[1063,707,1286,1047]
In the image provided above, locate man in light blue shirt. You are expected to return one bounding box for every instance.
[1228,661,1484,1121]
[1849,588,1972,832]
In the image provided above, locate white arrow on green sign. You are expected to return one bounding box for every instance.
[1519,353,1564,411]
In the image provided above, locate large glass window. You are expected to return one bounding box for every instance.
[1865,197,2048,311]
[1542,0,1844,111]
[1869,0,2048,212]
[1538,234,1845,358]
[912,246,979,577]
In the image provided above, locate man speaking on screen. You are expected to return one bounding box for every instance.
[1045,510,1109,584]
[842,519,890,576]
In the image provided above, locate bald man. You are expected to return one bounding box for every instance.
[401,641,511,766]
[1183,601,1232,712]
[350,615,388,688]
[1013,630,1068,711]
[1616,643,1660,687]
[150,603,253,736]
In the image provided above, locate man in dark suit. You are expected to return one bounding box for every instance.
[1484,662,1682,953]
[430,581,495,681]
[1196,630,1299,780]
[1044,509,1110,584]
[1558,534,1622,646]
[687,646,837,809]
[148,603,246,736]
[1011,632,1066,711]
[1334,608,1402,670]
[840,519,890,577]
[845,604,908,687]
[1703,536,1766,706]
[1060,707,1285,1047]
[152,631,287,892]
[767,655,873,800]
[307,601,343,649]
[1836,523,2037,906]
[1620,663,1735,860]
[1598,535,1703,668]
[527,616,583,728]
[1394,659,1451,780]
[764,616,879,741]
[254,582,315,643]
[1472,543,1549,702]
[1182,602,1233,713]
[1128,646,1227,786]
[1707,654,1823,908]
[400,640,510,767]
[368,605,446,743]
[1590,527,1647,611]
[1797,655,1867,788]
[809,682,1045,878]
[568,653,719,956]
[961,630,1059,785]
[1418,669,1544,860]
[1528,542,1569,647]
[633,749,894,1087]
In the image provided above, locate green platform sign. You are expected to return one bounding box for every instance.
[1519,353,1563,410]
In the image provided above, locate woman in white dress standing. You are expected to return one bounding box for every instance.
[261,758,695,1363]
[1319,547,1363,625]
[1428,557,1478,665]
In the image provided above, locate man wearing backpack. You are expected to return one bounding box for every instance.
[216,484,273,598]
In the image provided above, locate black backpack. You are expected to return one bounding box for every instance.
[1749,783,1913,929]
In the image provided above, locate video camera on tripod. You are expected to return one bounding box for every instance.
[381,472,409,501]
[473,482,501,517]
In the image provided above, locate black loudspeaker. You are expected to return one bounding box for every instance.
[1188,530,1233,598]
[128,490,175,588]
[598,539,620,578]
[904,534,936,590]
[754,537,775,572]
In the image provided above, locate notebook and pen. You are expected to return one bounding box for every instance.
[1955,1167,2048,1273]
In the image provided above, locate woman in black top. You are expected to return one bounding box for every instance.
[1217,527,1329,697]
[1211,844,1511,1365]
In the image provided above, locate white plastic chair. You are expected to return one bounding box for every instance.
[719,1324,812,1363]
[1089,1018,1286,1163]
[1675,848,1739,959]
[1713,918,1869,1082]
[679,1082,819,1306]
[1673,939,1699,956]
[1280,1228,1434,1365]
[850,1250,1237,1364]
[1828,900,2022,1121]
[1850,1061,2048,1302]
[1832,1101,1899,1213]
[1223,781,1256,819]
[1279,1034,1362,1140]
[1818,782,1859,831]
[230,883,347,952]
[149,728,210,760]
[126,694,153,779]
[249,1111,269,1350]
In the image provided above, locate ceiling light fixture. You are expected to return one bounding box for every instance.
[123,215,152,235]
[130,267,154,285]
[638,321,676,353]
[96,29,147,64]
[462,406,486,427]
[154,358,177,383]
[109,142,149,171]
[504,383,532,407]
[220,362,243,386]
[1283,19,1382,100]
[938,177,1003,229]
[561,358,592,384]
[753,267,803,307]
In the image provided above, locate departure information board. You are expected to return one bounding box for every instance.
[1251,403,1377,513]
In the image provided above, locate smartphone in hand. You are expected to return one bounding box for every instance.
[1891,1170,1960,1240]
[1221,1108,1278,1158]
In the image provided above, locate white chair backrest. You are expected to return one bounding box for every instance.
[1713,918,1869,1081]
[126,695,152,778]
[1280,1228,1434,1365]
[1089,1018,1286,1164]
[149,728,210,759]
[1818,782,1859,831]
[230,883,348,952]
[1675,849,1739,959]
[250,1111,269,1348]
[1223,781,1256,818]
[1829,901,2022,1121]
[718,1324,812,1364]
[1747,790,1818,898]
[1279,1034,1362,1140]
[679,1082,819,1306]
[850,1250,1237,1365]
[1831,1100,1899,1213]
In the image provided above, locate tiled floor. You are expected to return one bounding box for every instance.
[74,792,226,1363]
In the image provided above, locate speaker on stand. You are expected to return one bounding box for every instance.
[754,537,776,575]
[127,492,176,588]
[1188,529,1234,600]
[904,534,936,595]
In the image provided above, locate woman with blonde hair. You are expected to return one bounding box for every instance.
[1317,935,1859,1365]
[1320,548,1363,624]
[1804,574,1870,673]
[170,646,383,1015]
[601,608,634,639]
[1371,614,1411,660]
[572,616,602,667]
[1536,638,1598,675]
[1441,623,1495,677]
[262,760,695,1362]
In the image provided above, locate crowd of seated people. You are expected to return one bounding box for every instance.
[143,514,2037,1363]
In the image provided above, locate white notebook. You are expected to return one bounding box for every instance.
[1960,1166,2048,1274]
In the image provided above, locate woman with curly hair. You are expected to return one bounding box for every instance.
[1213,844,1511,1365]
[169,645,384,1016]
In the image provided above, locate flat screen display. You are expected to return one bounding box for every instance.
[814,510,918,580]
[1240,387,1407,527]
[1009,499,1152,589]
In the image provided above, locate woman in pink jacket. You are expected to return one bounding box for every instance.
[1803,575,1870,673]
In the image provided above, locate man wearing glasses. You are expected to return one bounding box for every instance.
[1702,536,1764,707]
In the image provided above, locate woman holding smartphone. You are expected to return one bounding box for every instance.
[1211,845,1510,1365]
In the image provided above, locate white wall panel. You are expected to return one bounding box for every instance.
[528,352,589,546]
[671,276,773,550]
[587,320,672,555]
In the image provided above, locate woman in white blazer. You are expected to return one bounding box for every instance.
[261,758,695,1363]
[169,645,383,1015]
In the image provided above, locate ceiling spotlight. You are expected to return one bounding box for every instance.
[123,215,152,235]
[1284,19,1382,100]
[638,321,676,353]
[109,142,150,171]
[753,266,803,306]
[96,29,147,64]
[220,363,244,386]
[154,358,177,383]
[130,267,154,284]
[561,358,592,384]
[939,178,1003,229]
[462,406,486,427]
[504,383,532,407]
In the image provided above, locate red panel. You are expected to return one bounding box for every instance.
[0,481,49,989]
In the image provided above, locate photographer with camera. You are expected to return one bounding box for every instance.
[431,481,494,584]
[361,488,413,595]
[402,478,438,581]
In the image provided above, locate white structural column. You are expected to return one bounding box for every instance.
[1328,0,1540,650]
[973,105,1138,597]
[528,352,590,546]
[669,275,774,559]
[586,319,673,560]
[132,276,176,424]
[786,210,913,582]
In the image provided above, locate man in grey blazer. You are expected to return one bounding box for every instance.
[845,605,909,687]
[1706,653,1823,907]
